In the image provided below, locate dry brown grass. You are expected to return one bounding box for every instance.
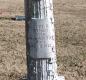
[0,0,86,80]
[54,0,86,80]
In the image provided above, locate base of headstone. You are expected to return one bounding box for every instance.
[21,76,65,80]
[57,76,65,80]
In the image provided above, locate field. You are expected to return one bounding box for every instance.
[0,0,86,80]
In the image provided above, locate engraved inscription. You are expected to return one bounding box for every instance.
[28,19,56,58]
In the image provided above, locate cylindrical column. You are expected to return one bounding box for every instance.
[24,0,65,80]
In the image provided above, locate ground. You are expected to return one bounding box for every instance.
[0,0,86,80]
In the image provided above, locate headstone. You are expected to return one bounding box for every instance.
[24,0,65,80]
